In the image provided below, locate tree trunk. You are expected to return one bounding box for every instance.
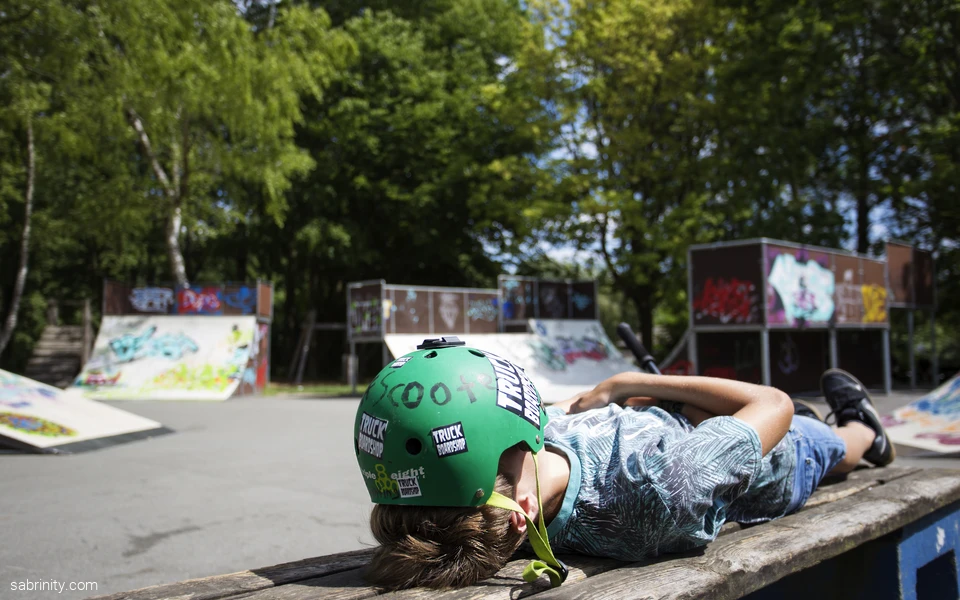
[856,187,870,255]
[127,108,189,287]
[0,115,36,358]
[167,202,188,287]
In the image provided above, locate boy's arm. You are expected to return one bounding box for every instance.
[552,373,793,455]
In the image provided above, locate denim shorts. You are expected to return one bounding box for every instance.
[784,415,847,515]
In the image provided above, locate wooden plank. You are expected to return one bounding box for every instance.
[378,466,914,600]
[229,568,377,600]
[89,549,374,600]
[98,465,926,600]
[803,465,919,509]
[529,469,960,600]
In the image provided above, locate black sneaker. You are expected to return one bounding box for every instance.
[792,399,824,422]
[820,368,895,466]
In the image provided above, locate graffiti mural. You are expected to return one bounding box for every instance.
[108,326,199,362]
[834,268,862,324]
[437,293,460,330]
[129,288,175,313]
[467,299,497,322]
[75,316,257,401]
[526,321,621,373]
[692,278,760,324]
[0,412,76,437]
[383,318,639,404]
[224,286,256,314]
[500,278,534,321]
[177,287,223,315]
[0,368,163,450]
[766,248,835,326]
[235,323,269,395]
[861,284,888,323]
[886,374,960,452]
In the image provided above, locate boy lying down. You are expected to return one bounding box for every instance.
[353,338,893,589]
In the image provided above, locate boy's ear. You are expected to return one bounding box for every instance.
[509,510,527,534]
[508,492,539,534]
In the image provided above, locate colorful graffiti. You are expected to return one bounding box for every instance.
[351,298,382,334]
[109,326,199,362]
[76,316,258,401]
[767,249,835,326]
[0,412,76,437]
[75,369,122,387]
[884,374,960,453]
[835,269,862,324]
[862,284,888,323]
[152,364,237,392]
[1,372,58,410]
[528,336,614,372]
[224,287,256,314]
[692,277,760,324]
[467,298,498,322]
[129,287,175,313]
[177,287,223,315]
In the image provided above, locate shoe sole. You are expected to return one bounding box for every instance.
[820,368,896,466]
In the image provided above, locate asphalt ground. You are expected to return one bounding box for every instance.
[1,388,957,599]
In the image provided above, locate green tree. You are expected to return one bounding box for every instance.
[81,0,352,287]
[531,0,724,349]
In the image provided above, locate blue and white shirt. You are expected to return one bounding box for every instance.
[544,404,797,561]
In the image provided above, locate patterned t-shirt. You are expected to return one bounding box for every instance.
[543,404,797,561]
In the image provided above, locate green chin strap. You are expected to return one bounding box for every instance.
[486,452,569,588]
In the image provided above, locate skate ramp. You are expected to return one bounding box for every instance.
[384,319,638,403]
[884,373,960,453]
[0,369,168,453]
[74,316,257,401]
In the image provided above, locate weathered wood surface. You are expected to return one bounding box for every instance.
[531,469,960,600]
[802,465,918,509]
[89,549,373,600]
[100,466,959,600]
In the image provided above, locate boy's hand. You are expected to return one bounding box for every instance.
[553,383,613,414]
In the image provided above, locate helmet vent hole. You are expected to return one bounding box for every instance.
[469,349,484,358]
[424,351,438,359]
[406,438,422,455]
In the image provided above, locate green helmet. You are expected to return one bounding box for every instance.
[354,337,547,507]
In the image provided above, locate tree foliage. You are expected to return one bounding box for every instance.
[0,0,956,378]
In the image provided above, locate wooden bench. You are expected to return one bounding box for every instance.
[94,466,960,600]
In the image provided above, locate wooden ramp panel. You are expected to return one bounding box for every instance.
[95,466,959,600]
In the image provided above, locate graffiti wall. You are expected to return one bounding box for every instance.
[765,245,835,327]
[500,278,536,322]
[234,323,270,396]
[885,373,960,453]
[74,316,258,401]
[499,277,597,322]
[0,369,164,451]
[348,282,384,338]
[690,245,763,326]
[383,319,637,403]
[106,281,267,317]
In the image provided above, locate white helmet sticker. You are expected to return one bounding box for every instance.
[481,351,541,429]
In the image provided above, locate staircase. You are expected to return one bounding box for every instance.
[23,325,86,388]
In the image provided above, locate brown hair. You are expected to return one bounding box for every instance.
[366,474,525,590]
